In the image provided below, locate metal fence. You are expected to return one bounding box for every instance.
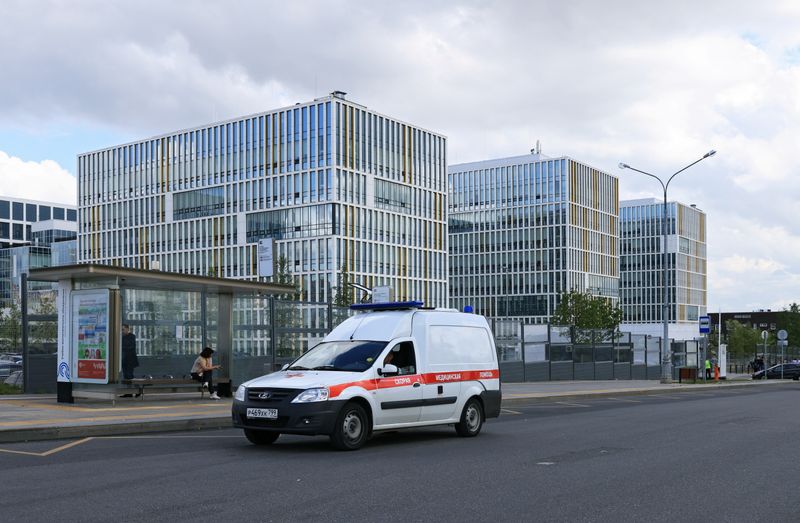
[492,320,711,382]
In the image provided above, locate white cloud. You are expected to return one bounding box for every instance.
[0,0,799,309]
[0,151,76,204]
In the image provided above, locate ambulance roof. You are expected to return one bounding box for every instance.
[324,309,489,343]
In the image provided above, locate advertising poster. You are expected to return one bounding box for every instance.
[72,290,110,384]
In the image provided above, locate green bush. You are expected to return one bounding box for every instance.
[0,383,22,395]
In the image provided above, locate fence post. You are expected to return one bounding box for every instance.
[520,320,526,382]
[21,273,29,394]
[269,296,277,371]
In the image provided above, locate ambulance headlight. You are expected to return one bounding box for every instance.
[234,385,246,402]
[291,388,329,403]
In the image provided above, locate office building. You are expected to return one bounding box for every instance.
[0,197,77,249]
[77,92,448,306]
[448,151,620,323]
[0,199,78,308]
[619,198,706,338]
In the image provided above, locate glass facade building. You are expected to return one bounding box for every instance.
[0,197,77,249]
[77,92,448,306]
[619,198,707,325]
[448,153,620,323]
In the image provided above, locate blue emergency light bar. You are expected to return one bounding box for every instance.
[349,300,424,311]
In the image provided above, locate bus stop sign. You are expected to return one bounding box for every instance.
[699,316,711,334]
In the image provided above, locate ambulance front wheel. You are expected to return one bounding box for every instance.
[455,397,483,437]
[330,402,369,450]
[244,429,280,445]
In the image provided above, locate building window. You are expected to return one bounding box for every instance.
[0,200,8,220]
[26,204,37,222]
[173,187,225,220]
[53,207,65,220]
[12,202,23,221]
[67,209,77,221]
[12,223,23,241]
[39,206,51,221]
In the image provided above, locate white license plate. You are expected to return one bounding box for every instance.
[247,408,278,419]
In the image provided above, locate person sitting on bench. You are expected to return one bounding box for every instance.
[191,347,221,400]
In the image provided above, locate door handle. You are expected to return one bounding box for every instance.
[413,382,421,388]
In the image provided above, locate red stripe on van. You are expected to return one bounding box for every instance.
[327,369,499,398]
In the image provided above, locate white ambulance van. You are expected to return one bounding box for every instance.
[232,301,501,450]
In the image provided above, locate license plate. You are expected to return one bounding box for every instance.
[247,408,278,419]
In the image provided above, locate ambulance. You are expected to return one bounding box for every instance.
[232,301,501,450]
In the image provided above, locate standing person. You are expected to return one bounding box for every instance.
[705,358,711,380]
[191,347,221,400]
[121,324,139,380]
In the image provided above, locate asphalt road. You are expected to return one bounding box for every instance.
[1,385,798,522]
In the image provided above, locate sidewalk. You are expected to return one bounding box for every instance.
[0,378,793,443]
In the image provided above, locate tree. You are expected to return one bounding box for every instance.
[333,265,353,308]
[30,292,58,349]
[551,290,623,329]
[272,256,299,301]
[778,303,800,349]
[550,290,623,343]
[0,295,23,352]
[725,320,766,360]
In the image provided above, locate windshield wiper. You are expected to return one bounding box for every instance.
[287,365,310,371]
[311,365,338,371]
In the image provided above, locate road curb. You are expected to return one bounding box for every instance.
[500,380,795,407]
[0,417,233,443]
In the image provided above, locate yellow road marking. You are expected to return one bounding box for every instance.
[40,437,95,456]
[0,437,94,457]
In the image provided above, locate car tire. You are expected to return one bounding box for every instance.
[455,397,484,437]
[244,429,280,445]
[330,402,369,451]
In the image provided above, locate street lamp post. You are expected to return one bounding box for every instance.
[501,265,510,317]
[619,150,716,383]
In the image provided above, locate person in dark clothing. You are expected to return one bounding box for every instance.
[121,324,139,380]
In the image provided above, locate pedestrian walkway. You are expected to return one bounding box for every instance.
[500,375,792,406]
[0,377,794,442]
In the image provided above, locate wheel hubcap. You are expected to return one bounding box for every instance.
[343,411,362,441]
[466,405,480,431]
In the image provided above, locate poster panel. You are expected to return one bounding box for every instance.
[258,238,274,277]
[71,290,110,384]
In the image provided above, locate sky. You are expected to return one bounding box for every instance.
[1,0,798,312]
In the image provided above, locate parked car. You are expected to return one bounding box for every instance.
[4,370,22,387]
[752,363,800,380]
[0,362,22,379]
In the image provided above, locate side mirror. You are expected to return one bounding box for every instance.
[281,364,289,371]
[378,364,398,377]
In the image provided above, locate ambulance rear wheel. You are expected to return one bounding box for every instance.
[330,402,368,450]
[244,429,280,445]
[455,398,483,437]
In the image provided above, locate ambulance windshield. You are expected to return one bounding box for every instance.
[289,340,388,372]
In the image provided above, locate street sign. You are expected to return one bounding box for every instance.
[699,315,711,334]
[761,330,769,341]
[777,329,788,341]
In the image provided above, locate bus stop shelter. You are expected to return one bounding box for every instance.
[27,264,294,403]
